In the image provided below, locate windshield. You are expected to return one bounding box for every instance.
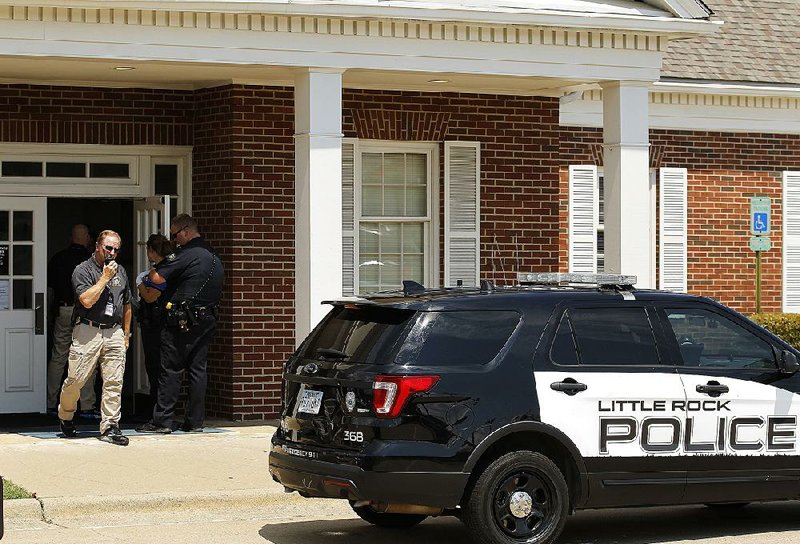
[298,305,416,364]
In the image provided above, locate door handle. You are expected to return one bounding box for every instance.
[34,292,44,335]
[550,379,587,396]
[696,381,729,396]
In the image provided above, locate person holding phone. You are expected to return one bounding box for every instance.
[57,230,132,446]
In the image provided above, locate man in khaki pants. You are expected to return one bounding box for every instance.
[46,224,96,416]
[58,230,132,446]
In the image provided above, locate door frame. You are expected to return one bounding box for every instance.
[0,144,192,412]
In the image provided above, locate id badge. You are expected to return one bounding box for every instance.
[104,300,114,317]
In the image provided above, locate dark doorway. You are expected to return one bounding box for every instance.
[46,198,141,419]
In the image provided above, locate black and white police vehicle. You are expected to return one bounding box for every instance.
[268,273,800,544]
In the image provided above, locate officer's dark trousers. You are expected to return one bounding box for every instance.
[152,314,216,429]
[140,323,162,413]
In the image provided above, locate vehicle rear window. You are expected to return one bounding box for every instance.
[396,310,520,366]
[298,305,415,364]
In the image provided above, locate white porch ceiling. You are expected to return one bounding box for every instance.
[0,56,588,96]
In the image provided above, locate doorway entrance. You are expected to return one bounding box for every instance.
[0,144,190,415]
[48,198,138,415]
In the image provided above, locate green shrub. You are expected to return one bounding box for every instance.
[2,478,32,500]
[750,313,800,350]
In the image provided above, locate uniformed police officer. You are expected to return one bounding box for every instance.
[46,224,97,416]
[137,214,223,434]
[58,230,132,446]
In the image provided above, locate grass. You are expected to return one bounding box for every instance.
[2,478,33,500]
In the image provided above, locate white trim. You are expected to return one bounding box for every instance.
[659,167,687,293]
[655,80,800,99]
[0,144,192,199]
[568,164,598,274]
[783,171,800,312]
[354,140,439,292]
[0,3,719,34]
[444,141,480,288]
[561,88,800,134]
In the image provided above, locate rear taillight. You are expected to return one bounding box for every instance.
[372,375,439,418]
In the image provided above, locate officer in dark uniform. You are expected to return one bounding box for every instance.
[137,214,223,434]
[46,224,97,415]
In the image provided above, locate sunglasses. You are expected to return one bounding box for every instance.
[170,226,187,240]
[103,245,120,253]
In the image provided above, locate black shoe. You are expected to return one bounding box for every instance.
[135,422,172,434]
[179,422,204,433]
[99,425,129,446]
[59,419,78,438]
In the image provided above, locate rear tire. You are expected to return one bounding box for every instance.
[350,502,428,529]
[463,451,569,544]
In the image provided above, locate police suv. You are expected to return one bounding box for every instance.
[268,273,800,544]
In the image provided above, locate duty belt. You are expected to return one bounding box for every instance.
[76,317,119,330]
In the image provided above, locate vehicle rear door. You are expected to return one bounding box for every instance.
[656,302,800,503]
[534,302,688,507]
[280,303,418,454]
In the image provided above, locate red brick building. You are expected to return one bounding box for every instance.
[0,0,795,420]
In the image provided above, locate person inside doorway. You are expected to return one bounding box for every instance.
[136,234,174,414]
[46,224,99,418]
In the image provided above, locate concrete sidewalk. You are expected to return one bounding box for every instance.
[0,420,304,530]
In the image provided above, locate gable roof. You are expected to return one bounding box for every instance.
[662,0,800,85]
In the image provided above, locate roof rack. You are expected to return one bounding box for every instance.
[517,272,637,289]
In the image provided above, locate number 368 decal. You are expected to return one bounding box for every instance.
[343,430,364,443]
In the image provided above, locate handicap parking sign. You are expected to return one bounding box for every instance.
[750,197,771,236]
[753,213,768,234]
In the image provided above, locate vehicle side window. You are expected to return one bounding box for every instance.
[550,311,579,365]
[568,307,660,366]
[665,308,776,369]
[396,310,520,366]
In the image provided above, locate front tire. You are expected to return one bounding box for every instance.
[350,502,428,529]
[463,451,569,544]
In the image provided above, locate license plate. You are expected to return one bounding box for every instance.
[297,389,324,414]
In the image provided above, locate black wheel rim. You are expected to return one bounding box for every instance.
[491,469,554,540]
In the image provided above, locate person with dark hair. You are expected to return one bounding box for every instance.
[137,214,223,434]
[46,224,97,417]
[136,234,175,413]
[58,230,132,446]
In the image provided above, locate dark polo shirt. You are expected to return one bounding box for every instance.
[154,237,223,307]
[72,256,132,325]
[48,243,91,305]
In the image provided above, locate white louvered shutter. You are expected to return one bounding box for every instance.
[341,140,356,296]
[784,171,800,311]
[568,165,598,273]
[659,167,688,292]
[445,142,480,287]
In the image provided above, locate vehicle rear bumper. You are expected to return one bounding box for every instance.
[268,447,469,508]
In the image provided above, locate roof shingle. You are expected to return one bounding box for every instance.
[662,0,800,85]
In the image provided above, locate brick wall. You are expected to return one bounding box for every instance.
[226,85,295,419]
[559,128,800,313]
[0,85,193,144]
[344,90,562,286]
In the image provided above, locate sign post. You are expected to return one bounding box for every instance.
[750,197,771,313]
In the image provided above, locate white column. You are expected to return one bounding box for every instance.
[601,81,653,288]
[295,69,344,345]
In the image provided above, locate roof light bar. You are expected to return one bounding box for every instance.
[517,272,637,286]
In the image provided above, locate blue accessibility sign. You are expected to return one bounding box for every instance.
[750,197,771,236]
[753,213,768,234]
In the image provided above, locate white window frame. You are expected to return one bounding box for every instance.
[354,140,439,293]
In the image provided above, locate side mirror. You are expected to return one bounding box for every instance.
[779,350,800,375]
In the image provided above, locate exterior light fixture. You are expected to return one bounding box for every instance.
[114,66,136,71]
[427,79,449,83]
